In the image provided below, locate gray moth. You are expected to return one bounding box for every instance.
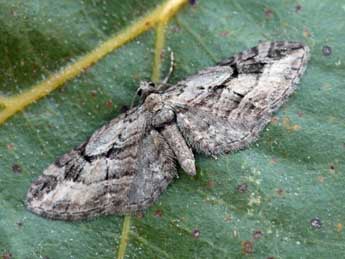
[26,41,309,220]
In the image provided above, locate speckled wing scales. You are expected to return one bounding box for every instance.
[164,41,310,155]
[26,41,309,221]
[26,107,176,220]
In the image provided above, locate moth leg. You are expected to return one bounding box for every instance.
[160,123,196,176]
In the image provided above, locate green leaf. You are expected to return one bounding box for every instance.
[1,0,345,258]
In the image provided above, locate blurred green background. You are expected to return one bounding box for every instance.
[1,0,345,258]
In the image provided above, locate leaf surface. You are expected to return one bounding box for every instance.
[1,1,345,258]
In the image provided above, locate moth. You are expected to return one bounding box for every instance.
[26,41,309,220]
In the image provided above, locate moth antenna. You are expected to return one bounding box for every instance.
[162,47,175,84]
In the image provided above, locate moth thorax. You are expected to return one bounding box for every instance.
[144,93,163,112]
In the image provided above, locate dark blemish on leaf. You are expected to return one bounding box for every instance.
[297,111,304,117]
[189,0,196,5]
[276,188,284,196]
[192,229,200,239]
[267,257,276,259]
[7,144,14,151]
[329,164,335,171]
[207,180,214,189]
[242,240,254,254]
[303,28,311,38]
[2,252,13,259]
[90,90,97,97]
[10,9,17,17]
[154,209,163,218]
[310,217,322,229]
[253,230,263,240]
[16,221,23,227]
[12,164,22,174]
[237,183,248,193]
[264,8,273,18]
[295,4,302,13]
[219,31,230,37]
[322,46,332,56]
[105,99,113,109]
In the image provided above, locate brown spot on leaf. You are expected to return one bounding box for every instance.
[7,144,14,151]
[219,31,230,37]
[12,164,22,174]
[337,223,343,232]
[297,111,304,117]
[264,8,273,18]
[329,164,335,171]
[154,209,163,218]
[90,90,97,97]
[242,240,254,254]
[253,230,263,240]
[192,229,200,239]
[303,27,311,38]
[237,183,248,193]
[276,188,284,196]
[267,257,276,259]
[207,180,214,189]
[105,99,113,109]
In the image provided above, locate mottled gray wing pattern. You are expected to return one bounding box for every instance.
[26,41,309,221]
[163,41,310,155]
[26,107,176,220]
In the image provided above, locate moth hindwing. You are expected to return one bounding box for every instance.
[26,41,309,220]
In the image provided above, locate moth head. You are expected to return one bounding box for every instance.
[267,41,307,59]
[143,93,163,112]
[137,81,157,100]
